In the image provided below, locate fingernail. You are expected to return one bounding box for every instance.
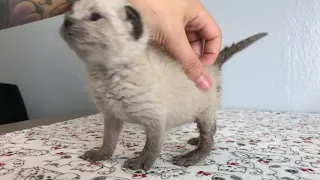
[195,73,211,91]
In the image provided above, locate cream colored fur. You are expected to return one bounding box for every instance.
[60,0,267,171]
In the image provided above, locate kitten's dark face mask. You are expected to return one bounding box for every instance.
[60,0,149,67]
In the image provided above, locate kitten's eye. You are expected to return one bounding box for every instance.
[89,13,101,21]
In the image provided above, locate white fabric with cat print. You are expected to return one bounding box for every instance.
[0,109,320,180]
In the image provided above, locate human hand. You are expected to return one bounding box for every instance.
[129,0,222,91]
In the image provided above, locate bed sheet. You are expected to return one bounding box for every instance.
[0,109,320,180]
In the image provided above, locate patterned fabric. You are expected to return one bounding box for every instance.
[0,109,320,180]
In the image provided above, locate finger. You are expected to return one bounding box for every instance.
[186,12,222,65]
[190,40,203,57]
[186,31,203,56]
[163,25,212,91]
[186,31,201,42]
[198,13,222,65]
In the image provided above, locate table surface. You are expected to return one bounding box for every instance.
[0,110,320,180]
[0,114,88,134]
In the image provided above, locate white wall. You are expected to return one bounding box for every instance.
[0,16,97,119]
[201,0,320,113]
[0,0,319,119]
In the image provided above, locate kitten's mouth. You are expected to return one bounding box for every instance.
[61,28,75,41]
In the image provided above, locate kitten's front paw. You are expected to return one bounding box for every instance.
[123,155,153,170]
[80,149,111,162]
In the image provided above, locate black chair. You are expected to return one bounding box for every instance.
[0,83,29,125]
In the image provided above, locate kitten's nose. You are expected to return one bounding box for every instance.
[64,20,73,29]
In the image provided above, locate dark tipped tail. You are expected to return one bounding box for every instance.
[215,32,268,69]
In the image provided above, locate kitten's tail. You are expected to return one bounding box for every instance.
[215,32,268,69]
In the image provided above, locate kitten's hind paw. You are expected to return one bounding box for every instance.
[187,137,200,146]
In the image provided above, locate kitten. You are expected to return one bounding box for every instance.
[60,0,268,170]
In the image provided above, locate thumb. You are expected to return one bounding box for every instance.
[162,25,212,91]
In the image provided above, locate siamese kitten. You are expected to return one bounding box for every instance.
[60,0,268,170]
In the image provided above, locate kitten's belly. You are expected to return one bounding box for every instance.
[165,110,198,130]
[107,99,196,128]
[105,100,139,124]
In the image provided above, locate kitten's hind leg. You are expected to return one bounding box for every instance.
[185,119,202,146]
[187,137,200,146]
[187,121,200,146]
[81,114,123,162]
[173,108,217,166]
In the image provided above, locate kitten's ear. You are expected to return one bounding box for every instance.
[125,6,143,40]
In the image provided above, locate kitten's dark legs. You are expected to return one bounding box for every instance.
[188,137,200,146]
[173,108,216,166]
[81,114,123,162]
[123,122,165,170]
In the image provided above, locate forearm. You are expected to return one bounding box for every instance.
[0,0,73,30]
